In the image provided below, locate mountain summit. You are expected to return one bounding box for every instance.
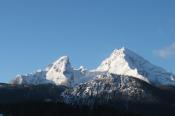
[46,56,74,86]
[12,48,175,87]
[97,47,175,86]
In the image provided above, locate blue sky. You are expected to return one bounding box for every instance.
[0,0,175,83]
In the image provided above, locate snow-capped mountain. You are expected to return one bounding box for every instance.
[97,47,175,86]
[46,56,74,86]
[5,48,175,115]
[12,47,175,87]
[12,56,95,86]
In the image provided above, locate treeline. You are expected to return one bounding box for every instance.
[1,101,175,116]
[0,102,141,116]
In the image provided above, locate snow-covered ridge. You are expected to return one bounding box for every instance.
[12,56,96,86]
[97,47,175,86]
[12,48,175,87]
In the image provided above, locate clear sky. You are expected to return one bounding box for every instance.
[0,0,175,83]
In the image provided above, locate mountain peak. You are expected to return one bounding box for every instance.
[113,47,126,53]
[97,48,175,86]
[97,47,148,81]
[54,56,70,65]
[46,56,74,86]
[111,47,139,59]
[111,47,126,57]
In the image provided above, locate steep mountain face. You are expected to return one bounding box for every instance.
[97,47,175,86]
[46,56,74,86]
[12,56,74,86]
[12,48,175,87]
[62,74,157,106]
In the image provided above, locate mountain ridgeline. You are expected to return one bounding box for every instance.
[1,48,175,116]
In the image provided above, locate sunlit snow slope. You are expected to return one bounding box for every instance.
[12,48,175,87]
